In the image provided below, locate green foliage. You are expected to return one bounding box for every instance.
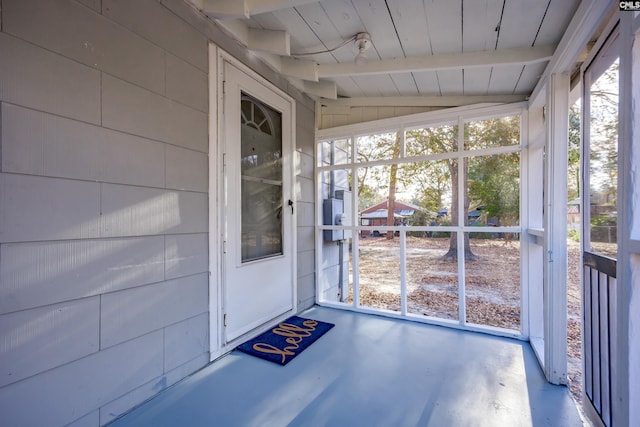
[568,105,581,201]
[465,117,521,226]
[591,214,616,226]
[568,229,580,242]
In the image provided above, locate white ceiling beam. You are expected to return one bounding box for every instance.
[257,54,318,81]
[301,80,337,99]
[320,95,527,109]
[246,0,322,15]
[213,21,291,56]
[203,0,319,18]
[214,18,249,44]
[317,45,556,78]
[203,0,249,19]
[248,28,290,55]
[280,57,318,81]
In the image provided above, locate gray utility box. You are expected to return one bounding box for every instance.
[323,198,344,241]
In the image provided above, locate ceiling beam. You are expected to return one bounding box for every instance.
[248,28,290,55]
[317,45,556,78]
[203,0,319,18]
[202,0,249,19]
[246,0,322,15]
[300,80,337,99]
[259,54,318,80]
[320,95,528,109]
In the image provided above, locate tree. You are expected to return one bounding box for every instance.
[567,104,581,201]
[386,134,401,239]
[465,116,521,226]
[405,124,477,260]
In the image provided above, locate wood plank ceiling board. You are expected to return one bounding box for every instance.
[295,1,368,99]
[436,69,464,96]
[250,11,286,32]
[413,70,441,96]
[332,76,366,98]
[496,0,551,49]
[348,0,404,60]
[319,0,367,42]
[264,7,336,64]
[390,73,419,96]
[532,0,581,46]
[295,3,356,63]
[351,74,400,97]
[463,67,493,95]
[423,0,463,54]
[514,62,547,94]
[386,0,432,57]
[487,63,525,94]
[462,0,502,52]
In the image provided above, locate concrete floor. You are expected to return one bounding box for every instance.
[111,306,584,426]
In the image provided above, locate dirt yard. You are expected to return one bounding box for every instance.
[349,236,583,403]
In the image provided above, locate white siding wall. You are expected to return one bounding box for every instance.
[0,0,316,425]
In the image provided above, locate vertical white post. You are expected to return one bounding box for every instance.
[457,117,466,325]
[208,43,220,359]
[615,14,639,427]
[352,136,360,308]
[400,229,407,316]
[543,72,569,385]
[527,107,546,366]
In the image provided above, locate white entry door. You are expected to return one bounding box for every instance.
[222,59,295,343]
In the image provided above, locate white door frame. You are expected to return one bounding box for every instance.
[208,45,297,358]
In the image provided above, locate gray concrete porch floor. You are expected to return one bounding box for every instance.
[111,306,583,426]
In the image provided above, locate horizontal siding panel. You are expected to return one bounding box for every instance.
[165,53,208,112]
[2,0,165,94]
[296,176,314,204]
[165,190,208,234]
[0,297,100,387]
[296,199,314,227]
[100,184,208,237]
[100,184,168,237]
[1,104,165,188]
[0,33,100,124]
[164,313,209,371]
[0,237,165,314]
[0,173,101,243]
[100,273,208,348]
[102,75,208,153]
[165,233,208,280]
[99,352,208,425]
[103,0,208,71]
[296,225,314,253]
[0,330,163,427]
[165,145,208,192]
[294,150,314,180]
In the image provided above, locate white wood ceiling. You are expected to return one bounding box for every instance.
[198,0,581,102]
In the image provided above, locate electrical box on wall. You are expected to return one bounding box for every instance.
[335,190,352,239]
[323,198,344,241]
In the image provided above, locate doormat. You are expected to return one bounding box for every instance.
[236,316,334,366]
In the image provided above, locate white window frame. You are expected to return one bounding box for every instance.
[315,102,529,341]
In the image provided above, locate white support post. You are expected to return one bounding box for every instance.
[400,230,407,316]
[543,72,569,385]
[527,107,546,367]
[615,13,640,427]
[457,117,466,325]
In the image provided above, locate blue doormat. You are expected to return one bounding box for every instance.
[236,316,334,366]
